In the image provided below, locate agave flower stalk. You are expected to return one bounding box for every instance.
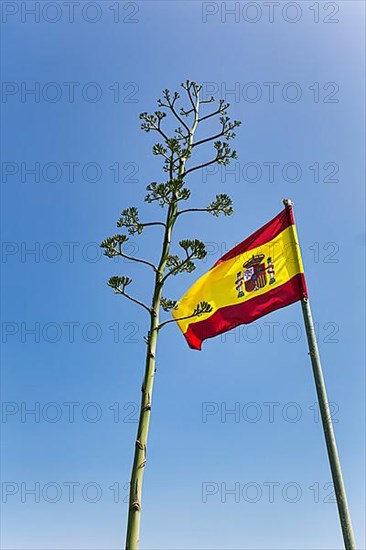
[101,80,241,549]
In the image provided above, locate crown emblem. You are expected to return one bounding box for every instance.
[235,254,276,298]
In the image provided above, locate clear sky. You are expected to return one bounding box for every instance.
[1,1,365,549]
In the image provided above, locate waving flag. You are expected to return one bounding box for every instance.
[173,204,308,350]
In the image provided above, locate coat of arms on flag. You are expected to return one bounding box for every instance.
[235,254,276,297]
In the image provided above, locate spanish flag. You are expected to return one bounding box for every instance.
[173,202,308,350]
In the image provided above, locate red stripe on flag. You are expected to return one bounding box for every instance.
[213,207,292,268]
[183,273,307,350]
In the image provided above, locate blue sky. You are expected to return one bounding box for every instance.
[1,1,365,549]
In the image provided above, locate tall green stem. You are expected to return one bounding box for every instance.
[125,92,200,550]
[125,204,176,549]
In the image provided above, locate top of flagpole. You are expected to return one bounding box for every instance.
[282,198,293,207]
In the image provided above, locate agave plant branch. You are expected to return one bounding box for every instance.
[192,118,241,148]
[101,235,157,271]
[118,252,157,271]
[160,254,194,283]
[114,288,152,314]
[177,194,233,218]
[142,222,166,229]
[116,207,166,237]
[183,142,238,177]
[198,99,230,122]
[107,276,151,314]
[110,249,157,271]
[161,239,207,283]
[168,149,175,181]
[153,146,176,165]
[157,88,191,135]
[157,315,191,330]
[177,207,208,215]
[185,80,198,112]
[160,297,177,312]
[157,300,213,331]
[182,156,220,177]
[139,111,170,142]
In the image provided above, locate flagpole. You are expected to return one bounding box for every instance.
[283,199,356,550]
